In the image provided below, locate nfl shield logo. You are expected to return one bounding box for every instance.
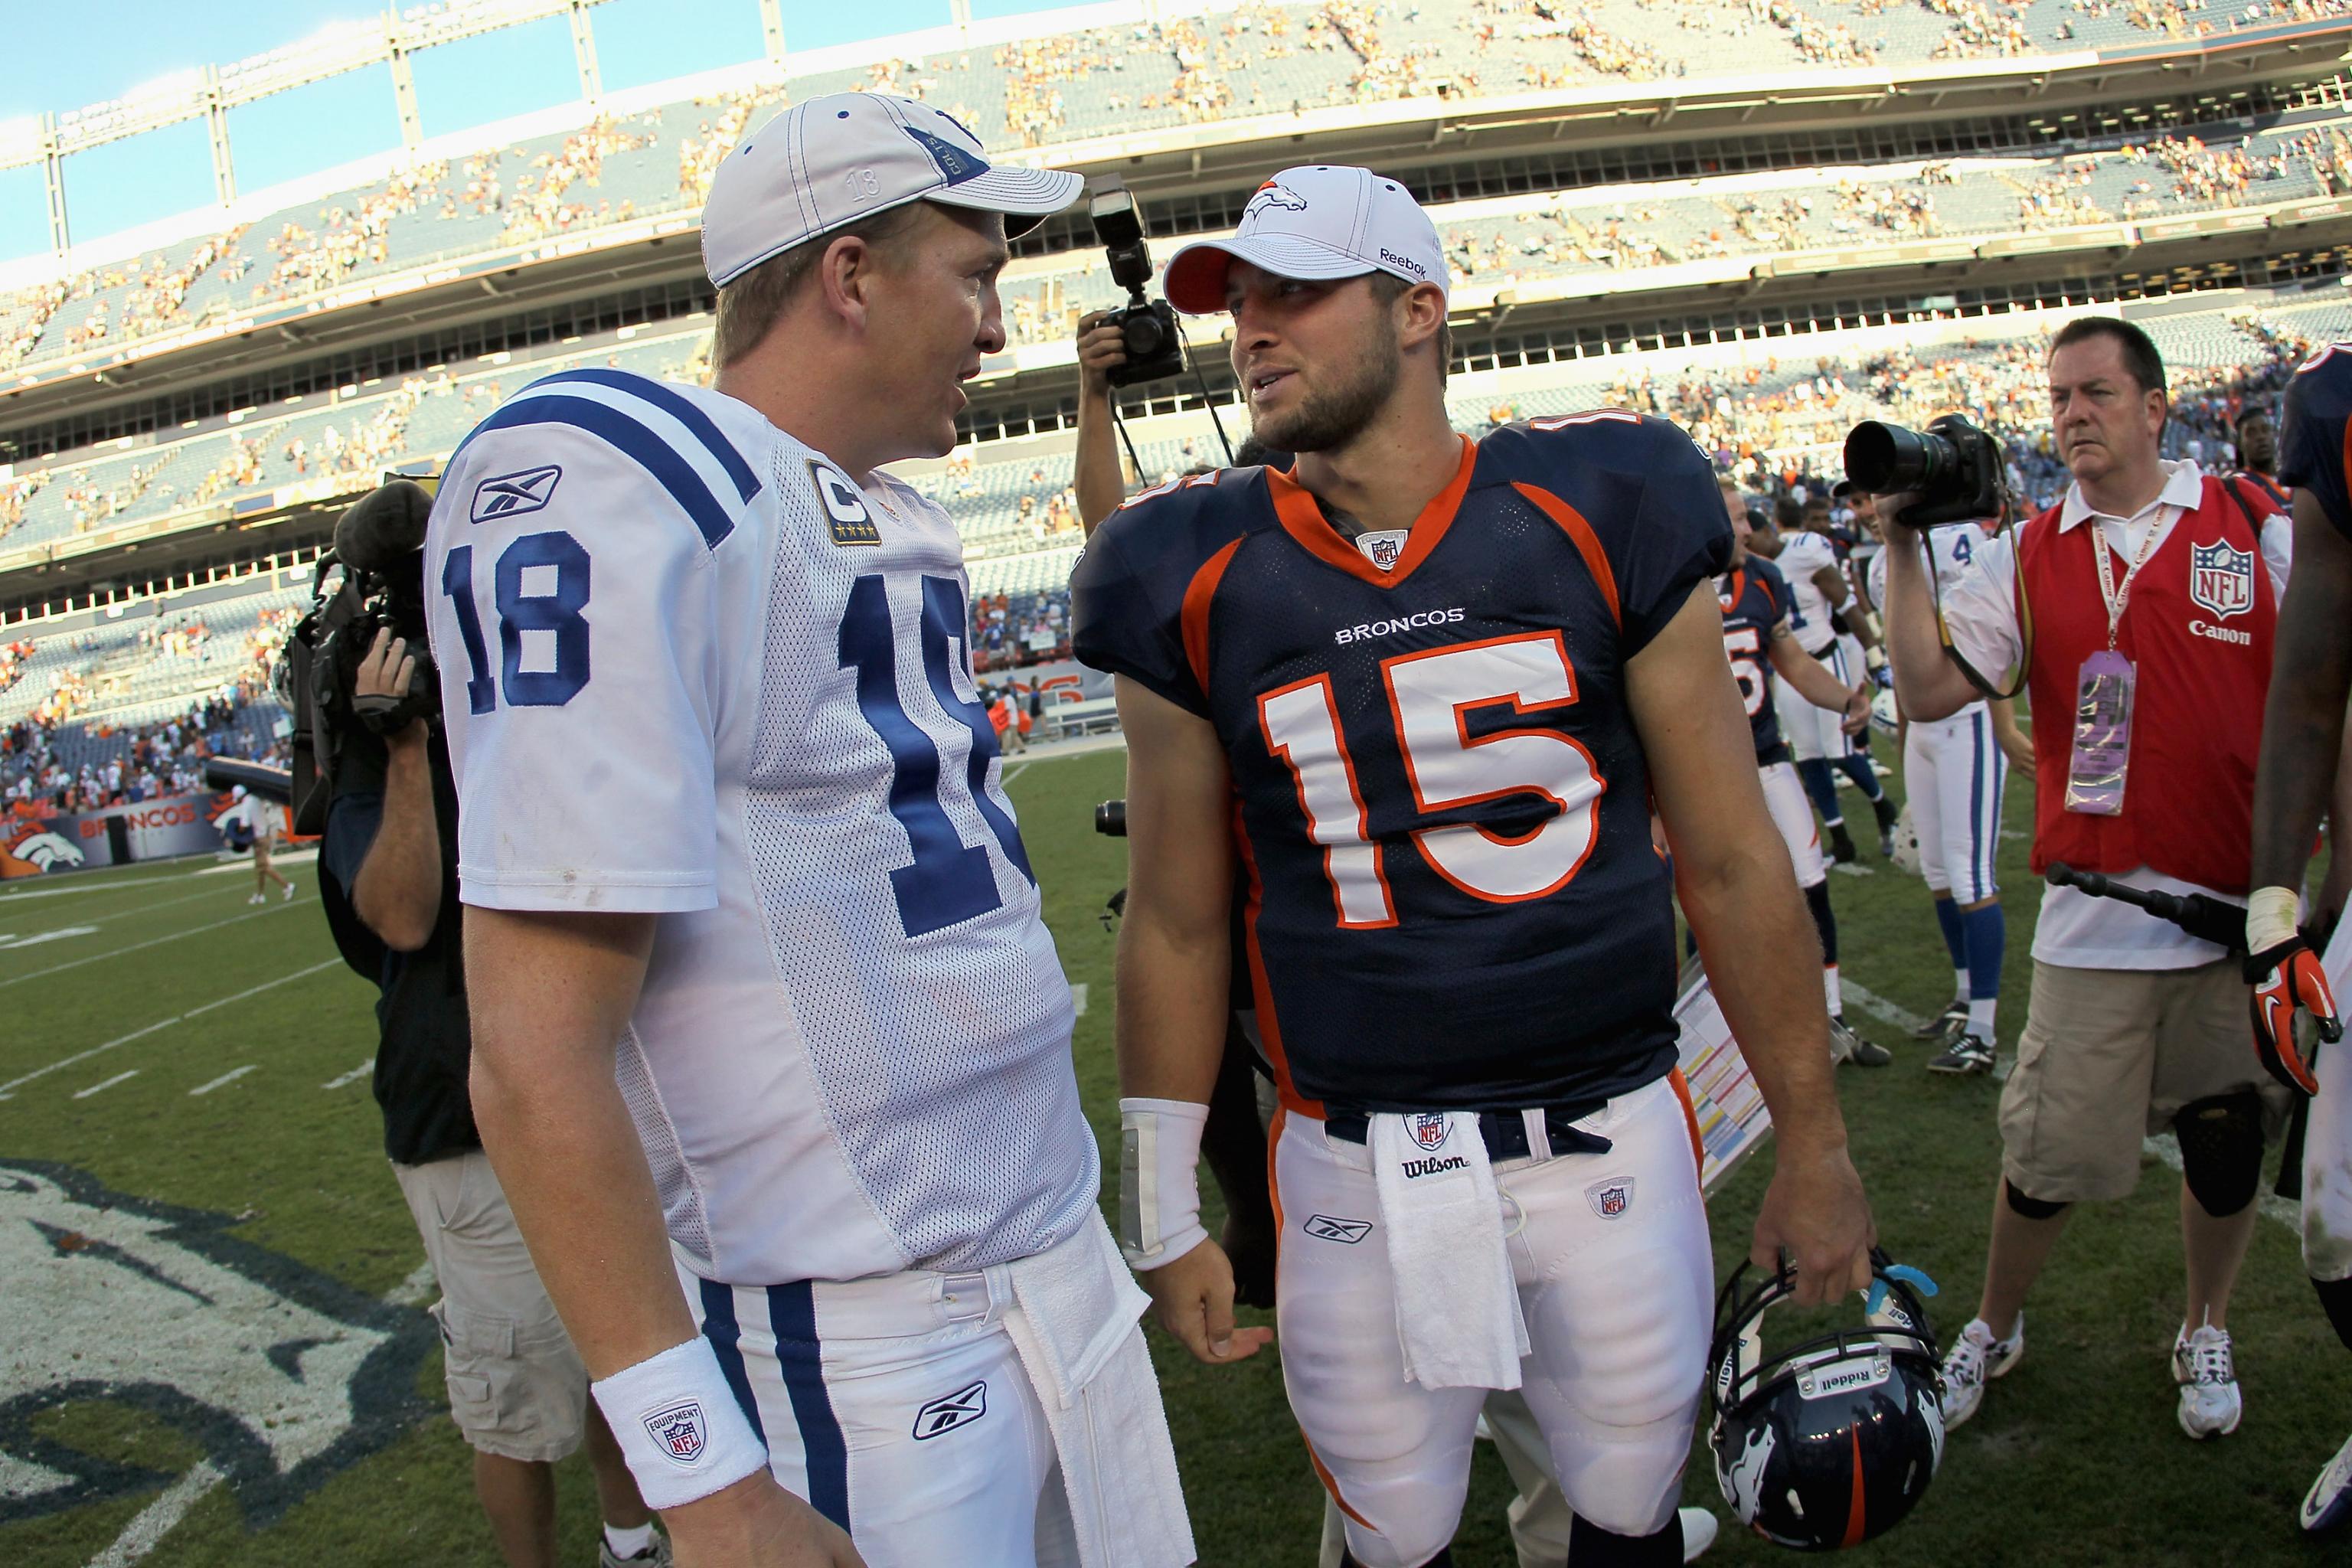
[645,1400,707,1464]
[1410,1112,1451,1151]
[1587,1180,1634,1219]
[1370,536,1401,570]
[2188,539,2255,621]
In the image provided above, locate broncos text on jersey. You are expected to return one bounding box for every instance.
[2282,341,2352,540]
[424,367,1099,1288]
[1071,412,1733,1116]
[1717,557,1793,764]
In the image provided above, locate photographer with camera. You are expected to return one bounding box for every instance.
[309,490,662,1568]
[1873,316,2293,1442]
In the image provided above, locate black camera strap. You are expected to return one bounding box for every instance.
[1924,513,2032,704]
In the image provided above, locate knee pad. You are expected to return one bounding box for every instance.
[1568,1513,1683,1567]
[2314,1275,2352,1356]
[2175,1089,2265,1218]
[2004,1178,2069,1220]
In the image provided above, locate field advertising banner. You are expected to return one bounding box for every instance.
[1,792,259,878]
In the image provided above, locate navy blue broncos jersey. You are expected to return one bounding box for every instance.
[2282,341,2352,541]
[1071,413,1732,1115]
[1717,557,1793,763]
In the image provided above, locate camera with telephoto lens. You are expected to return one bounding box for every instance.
[280,477,441,834]
[1089,185,1186,387]
[1843,413,2006,529]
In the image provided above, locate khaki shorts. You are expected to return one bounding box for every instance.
[1999,958,2282,1204]
[394,1149,590,1463]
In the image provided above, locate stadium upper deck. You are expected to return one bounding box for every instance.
[1,0,2346,418]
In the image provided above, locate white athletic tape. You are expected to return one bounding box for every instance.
[1119,1097,1209,1269]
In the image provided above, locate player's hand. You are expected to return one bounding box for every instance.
[1076,310,1127,400]
[1137,1237,1274,1365]
[1998,726,2034,773]
[1873,490,1925,537]
[355,627,427,750]
[1750,1140,1875,1307]
[665,1470,864,1568]
[1840,686,1870,734]
[2246,934,2340,1096]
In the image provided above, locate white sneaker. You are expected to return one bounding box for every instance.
[280,880,296,901]
[1679,1506,1719,1560]
[1940,1314,2024,1428]
[2172,1320,2243,1438]
[247,893,266,905]
[2303,1429,2352,1531]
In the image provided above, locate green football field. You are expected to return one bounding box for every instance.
[1,742,2341,1567]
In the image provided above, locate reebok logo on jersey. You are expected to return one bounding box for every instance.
[642,1400,708,1464]
[912,1380,988,1439]
[809,459,881,546]
[471,464,563,523]
[1401,1155,1469,1181]
[1303,1214,1374,1244]
[1335,607,1464,645]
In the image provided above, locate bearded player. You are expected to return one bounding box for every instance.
[1072,165,1873,1568]
[2247,338,2352,1531]
[1714,479,1887,1067]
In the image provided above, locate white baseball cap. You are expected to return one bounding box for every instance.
[701,93,1086,289]
[1163,165,1449,315]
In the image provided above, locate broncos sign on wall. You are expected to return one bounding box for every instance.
[0,1161,434,1528]
[1,792,261,878]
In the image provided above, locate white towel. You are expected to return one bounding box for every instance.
[1000,1212,1196,1568]
[1368,1110,1530,1390]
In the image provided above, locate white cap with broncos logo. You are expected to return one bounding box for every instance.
[700,92,1085,289]
[1162,165,1449,315]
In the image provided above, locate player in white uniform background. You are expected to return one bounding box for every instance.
[1749,499,1900,861]
[1861,496,2034,1075]
[426,93,1189,1568]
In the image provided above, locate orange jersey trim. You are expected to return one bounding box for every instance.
[1263,434,1478,590]
[1180,536,1245,699]
[1511,481,1622,630]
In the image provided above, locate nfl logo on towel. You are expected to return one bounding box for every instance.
[2189,539,2254,620]
[1586,1180,1634,1219]
[1411,1112,1451,1151]
[645,1400,707,1463]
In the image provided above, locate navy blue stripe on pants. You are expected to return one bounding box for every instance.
[697,1276,766,1445]
[769,1280,851,1533]
[1968,711,1988,899]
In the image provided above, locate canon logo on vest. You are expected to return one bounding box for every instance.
[2188,619,2252,647]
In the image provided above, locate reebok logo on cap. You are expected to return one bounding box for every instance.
[1165,165,1449,315]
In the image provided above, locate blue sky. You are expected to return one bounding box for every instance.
[0,0,1096,264]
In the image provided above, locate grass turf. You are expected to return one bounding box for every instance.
[0,745,2340,1566]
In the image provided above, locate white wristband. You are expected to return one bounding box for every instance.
[592,1338,769,1511]
[2248,884,2301,957]
[1119,1096,1210,1269]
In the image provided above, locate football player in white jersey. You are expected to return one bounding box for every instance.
[1860,494,2034,1074]
[426,94,1190,1568]
[1750,499,1900,861]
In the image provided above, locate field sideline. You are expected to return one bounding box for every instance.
[1,742,2341,1567]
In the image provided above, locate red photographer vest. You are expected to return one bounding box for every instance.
[2019,475,2280,896]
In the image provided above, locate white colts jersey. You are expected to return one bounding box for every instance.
[1774,531,1843,655]
[425,369,1097,1286]
[1868,527,1991,724]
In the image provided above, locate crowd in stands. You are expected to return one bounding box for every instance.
[969,587,1072,670]
[2,691,285,812]
[0,639,27,697]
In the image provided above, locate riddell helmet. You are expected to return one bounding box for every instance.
[1707,1251,1945,1550]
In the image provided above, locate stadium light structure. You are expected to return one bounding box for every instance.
[0,0,612,257]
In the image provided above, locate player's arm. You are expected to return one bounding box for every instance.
[1989,696,2034,772]
[2246,488,2352,1090]
[1811,562,1880,652]
[1073,310,1129,534]
[1112,676,1273,1366]
[1631,586,1874,1305]
[347,630,442,951]
[1878,517,1988,722]
[1766,619,1868,732]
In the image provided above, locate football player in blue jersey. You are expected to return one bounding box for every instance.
[2248,338,2352,1532]
[1073,165,1874,1568]
[435,96,1191,1568]
[1713,479,1888,1068]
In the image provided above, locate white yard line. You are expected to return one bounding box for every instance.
[1001,761,1031,785]
[72,1070,139,1100]
[321,1058,375,1090]
[1841,980,1932,1037]
[0,958,343,1099]
[192,847,318,877]
[85,1460,225,1568]
[0,901,302,990]
[188,1066,256,1097]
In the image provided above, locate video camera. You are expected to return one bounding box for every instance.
[280,477,441,834]
[1089,185,1186,387]
[1843,413,2006,530]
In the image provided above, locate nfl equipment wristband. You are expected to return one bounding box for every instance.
[2248,885,2300,958]
[1119,1097,1210,1269]
[592,1338,768,1510]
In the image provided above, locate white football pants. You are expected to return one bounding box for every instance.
[1773,639,1861,763]
[1903,704,2007,906]
[1761,760,1825,889]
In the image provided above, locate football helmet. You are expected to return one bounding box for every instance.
[1708,1250,1945,1550]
